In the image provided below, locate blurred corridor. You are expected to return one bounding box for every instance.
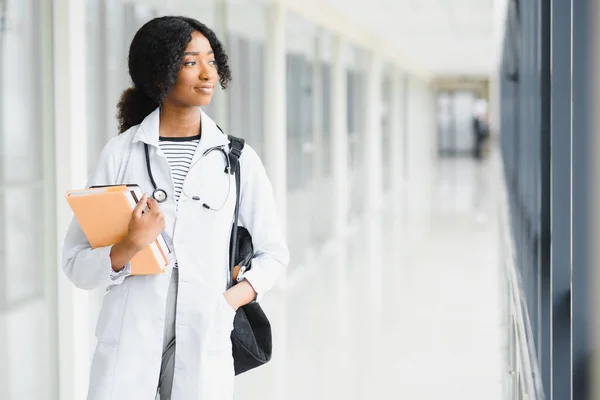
[237,154,505,400]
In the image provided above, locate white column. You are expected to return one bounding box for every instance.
[53,1,91,399]
[365,54,383,213]
[263,3,288,399]
[264,1,287,234]
[331,35,349,238]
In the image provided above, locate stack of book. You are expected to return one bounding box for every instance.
[65,184,170,275]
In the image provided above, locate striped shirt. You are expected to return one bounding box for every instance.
[158,134,201,203]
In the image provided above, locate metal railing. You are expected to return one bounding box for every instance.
[498,155,545,400]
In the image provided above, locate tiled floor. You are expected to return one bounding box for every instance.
[235,154,505,399]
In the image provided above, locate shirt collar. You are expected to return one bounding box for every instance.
[133,107,229,150]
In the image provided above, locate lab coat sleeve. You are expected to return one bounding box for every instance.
[62,137,131,290]
[238,146,290,302]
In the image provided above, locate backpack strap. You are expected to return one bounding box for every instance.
[229,158,242,284]
[227,135,245,175]
[224,133,245,287]
[216,124,245,175]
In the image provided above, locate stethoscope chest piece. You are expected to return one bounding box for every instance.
[153,188,168,203]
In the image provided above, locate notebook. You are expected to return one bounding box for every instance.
[65,184,170,275]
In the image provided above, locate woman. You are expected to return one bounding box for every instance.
[62,16,289,400]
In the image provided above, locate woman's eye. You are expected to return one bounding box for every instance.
[209,60,217,66]
[184,61,196,66]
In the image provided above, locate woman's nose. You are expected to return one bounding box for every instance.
[199,62,214,80]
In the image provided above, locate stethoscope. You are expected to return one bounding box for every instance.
[144,143,232,210]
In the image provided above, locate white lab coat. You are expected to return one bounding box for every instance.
[62,108,289,400]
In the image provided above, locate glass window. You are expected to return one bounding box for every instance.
[437,91,453,154]
[1,0,46,307]
[1,0,44,185]
[286,52,314,192]
[311,30,333,247]
[381,71,392,194]
[1,1,55,399]
[346,47,368,221]
[225,37,265,157]
[222,0,266,158]
[282,20,336,263]
[321,62,332,177]
[85,1,162,174]
[85,0,109,173]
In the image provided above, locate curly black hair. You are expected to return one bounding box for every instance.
[117,16,232,133]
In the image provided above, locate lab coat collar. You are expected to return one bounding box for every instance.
[133,107,229,150]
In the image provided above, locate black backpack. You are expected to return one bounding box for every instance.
[226,135,272,375]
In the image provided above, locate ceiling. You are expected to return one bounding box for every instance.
[149,0,504,78]
[322,0,503,78]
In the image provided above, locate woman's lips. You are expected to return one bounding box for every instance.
[195,85,214,95]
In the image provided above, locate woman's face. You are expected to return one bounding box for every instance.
[164,31,219,108]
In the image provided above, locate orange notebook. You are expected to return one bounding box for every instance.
[65,184,170,275]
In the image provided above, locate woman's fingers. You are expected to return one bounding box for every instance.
[133,194,148,216]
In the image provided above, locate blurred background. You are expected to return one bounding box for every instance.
[2,0,600,399]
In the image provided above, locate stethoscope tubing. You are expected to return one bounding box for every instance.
[144,143,232,209]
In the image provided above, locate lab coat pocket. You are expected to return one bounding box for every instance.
[207,295,236,356]
[218,294,236,333]
[95,280,130,345]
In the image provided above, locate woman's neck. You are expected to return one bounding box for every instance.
[159,104,202,138]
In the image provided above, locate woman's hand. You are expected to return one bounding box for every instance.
[127,194,166,251]
[223,280,257,311]
[109,194,166,272]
